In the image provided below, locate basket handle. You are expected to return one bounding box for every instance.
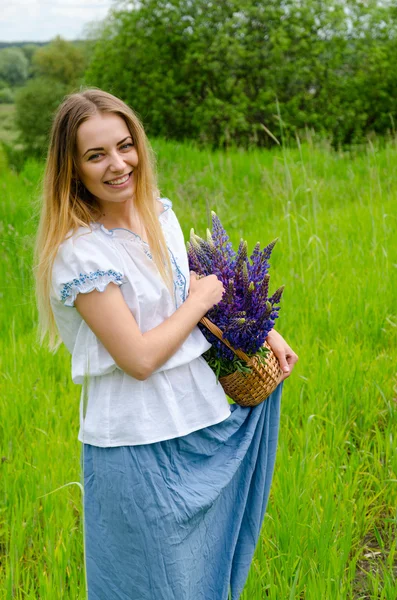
[199,316,259,364]
[199,316,279,381]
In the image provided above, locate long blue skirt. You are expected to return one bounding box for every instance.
[82,381,283,600]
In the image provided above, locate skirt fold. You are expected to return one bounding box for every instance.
[82,381,283,600]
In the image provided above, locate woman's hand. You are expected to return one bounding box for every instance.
[265,329,298,382]
[188,271,225,312]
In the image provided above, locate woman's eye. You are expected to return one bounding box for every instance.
[87,143,133,160]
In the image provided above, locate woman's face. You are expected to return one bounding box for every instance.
[75,112,139,205]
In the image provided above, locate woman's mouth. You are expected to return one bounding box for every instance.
[104,171,133,188]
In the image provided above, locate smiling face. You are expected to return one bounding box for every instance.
[75,112,139,207]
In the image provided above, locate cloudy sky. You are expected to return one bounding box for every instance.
[0,0,116,43]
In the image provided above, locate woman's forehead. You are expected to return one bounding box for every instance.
[77,113,131,151]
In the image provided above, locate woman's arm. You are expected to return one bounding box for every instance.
[74,273,224,380]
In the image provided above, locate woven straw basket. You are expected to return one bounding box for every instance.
[199,316,284,407]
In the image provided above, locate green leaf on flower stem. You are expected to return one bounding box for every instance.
[255,346,270,367]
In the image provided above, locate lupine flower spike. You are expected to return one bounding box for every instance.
[186,212,284,379]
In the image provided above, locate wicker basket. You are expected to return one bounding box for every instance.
[199,316,284,407]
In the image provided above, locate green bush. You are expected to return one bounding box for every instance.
[0,47,28,87]
[32,35,87,86]
[0,88,13,103]
[14,77,69,155]
[0,140,35,171]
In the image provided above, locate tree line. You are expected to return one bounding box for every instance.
[86,0,397,148]
[3,0,397,156]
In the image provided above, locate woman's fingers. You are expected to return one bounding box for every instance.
[265,329,299,381]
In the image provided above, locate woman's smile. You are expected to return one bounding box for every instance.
[104,170,134,188]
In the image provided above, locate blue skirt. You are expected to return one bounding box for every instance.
[82,381,283,600]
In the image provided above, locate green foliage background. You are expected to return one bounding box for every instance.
[85,0,397,148]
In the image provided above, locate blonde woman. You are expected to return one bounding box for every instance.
[34,88,298,600]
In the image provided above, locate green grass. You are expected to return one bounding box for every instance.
[1,137,396,599]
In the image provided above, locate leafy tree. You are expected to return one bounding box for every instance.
[0,88,14,104]
[20,44,40,64]
[19,44,40,79]
[32,35,86,86]
[14,77,69,155]
[0,48,29,87]
[11,38,90,157]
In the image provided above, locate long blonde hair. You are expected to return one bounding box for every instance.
[34,87,174,352]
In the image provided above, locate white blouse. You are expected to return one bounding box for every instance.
[50,197,231,447]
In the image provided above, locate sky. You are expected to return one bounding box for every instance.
[0,0,116,43]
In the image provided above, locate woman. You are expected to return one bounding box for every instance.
[34,88,298,599]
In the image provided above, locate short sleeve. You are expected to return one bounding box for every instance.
[52,228,127,308]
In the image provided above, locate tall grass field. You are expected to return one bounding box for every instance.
[1,137,396,599]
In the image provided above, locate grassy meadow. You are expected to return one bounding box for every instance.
[0,133,396,598]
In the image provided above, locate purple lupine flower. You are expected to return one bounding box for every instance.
[269,285,285,305]
[187,211,284,363]
[211,212,237,266]
[189,234,212,274]
[186,241,203,274]
[243,281,255,313]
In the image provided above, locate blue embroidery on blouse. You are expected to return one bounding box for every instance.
[60,269,125,304]
[160,199,172,212]
[168,247,187,308]
[131,241,185,307]
[95,199,185,308]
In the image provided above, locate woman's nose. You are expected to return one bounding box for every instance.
[108,152,126,171]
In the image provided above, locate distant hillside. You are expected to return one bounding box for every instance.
[0,39,90,49]
[0,41,49,49]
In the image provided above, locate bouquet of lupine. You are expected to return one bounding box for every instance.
[187,211,284,385]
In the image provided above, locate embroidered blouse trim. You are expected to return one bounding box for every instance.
[60,269,126,307]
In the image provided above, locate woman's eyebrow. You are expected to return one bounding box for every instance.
[82,136,132,157]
